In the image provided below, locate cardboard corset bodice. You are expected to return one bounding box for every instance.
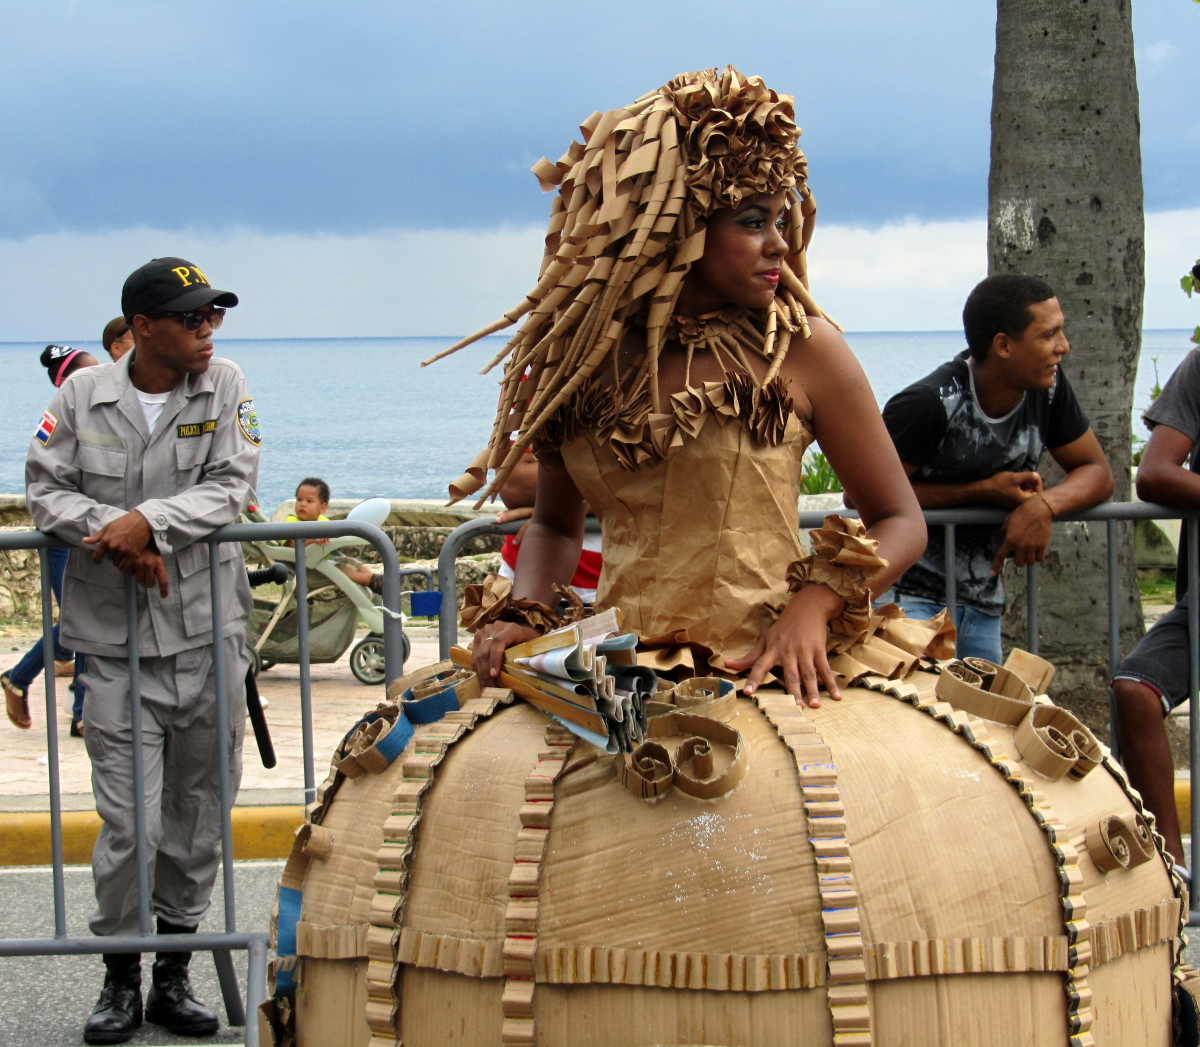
[560,410,814,667]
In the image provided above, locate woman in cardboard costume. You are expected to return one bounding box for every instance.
[436,67,927,705]
[278,72,1187,1044]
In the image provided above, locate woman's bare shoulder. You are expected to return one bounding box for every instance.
[782,315,867,391]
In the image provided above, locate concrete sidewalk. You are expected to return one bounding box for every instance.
[0,625,448,863]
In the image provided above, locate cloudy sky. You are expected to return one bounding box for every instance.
[0,0,1197,339]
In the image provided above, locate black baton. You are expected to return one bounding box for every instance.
[244,562,287,768]
[245,666,276,768]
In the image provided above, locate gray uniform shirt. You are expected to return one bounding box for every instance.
[25,352,261,659]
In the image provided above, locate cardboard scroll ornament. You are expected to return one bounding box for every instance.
[934,654,1101,782]
[1088,814,1157,873]
[618,709,746,800]
[386,660,481,725]
[671,675,736,720]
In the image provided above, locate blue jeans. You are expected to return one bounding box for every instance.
[887,593,1003,664]
[7,547,84,718]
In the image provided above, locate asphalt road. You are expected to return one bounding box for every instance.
[0,861,281,1047]
[0,856,1196,1045]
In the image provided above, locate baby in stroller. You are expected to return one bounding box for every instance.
[289,477,383,594]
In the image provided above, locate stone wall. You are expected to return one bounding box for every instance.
[0,530,40,619]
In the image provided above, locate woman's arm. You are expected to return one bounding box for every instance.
[727,318,927,706]
[471,459,587,681]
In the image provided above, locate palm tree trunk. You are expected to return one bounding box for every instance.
[989,0,1144,738]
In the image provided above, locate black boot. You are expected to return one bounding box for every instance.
[144,919,219,1036]
[84,953,142,1045]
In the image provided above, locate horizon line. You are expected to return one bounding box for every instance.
[0,328,1194,347]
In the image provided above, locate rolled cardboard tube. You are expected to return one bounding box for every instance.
[680,736,714,779]
[1087,816,1131,872]
[1014,707,1079,780]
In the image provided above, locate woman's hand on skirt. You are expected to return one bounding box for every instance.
[724,583,846,707]
[471,622,541,683]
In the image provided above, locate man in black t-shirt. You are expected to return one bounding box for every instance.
[1111,343,1200,876]
[880,274,1113,661]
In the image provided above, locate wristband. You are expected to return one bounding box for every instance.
[1037,492,1057,520]
[785,515,889,640]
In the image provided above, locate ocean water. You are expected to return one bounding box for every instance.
[1,329,1193,509]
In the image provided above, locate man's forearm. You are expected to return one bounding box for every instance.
[1137,463,1200,512]
[1042,463,1113,515]
[909,479,995,509]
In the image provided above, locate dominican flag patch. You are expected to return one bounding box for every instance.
[34,410,57,445]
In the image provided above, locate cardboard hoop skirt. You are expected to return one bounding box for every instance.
[271,670,1184,1047]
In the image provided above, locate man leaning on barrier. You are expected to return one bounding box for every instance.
[1111,345,1200,882]
[878,274,1113,662]
[25,257,261,1044]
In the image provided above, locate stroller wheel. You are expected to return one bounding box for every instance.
[350,635,388,685]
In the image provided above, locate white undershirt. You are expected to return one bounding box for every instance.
[136,390,172,434]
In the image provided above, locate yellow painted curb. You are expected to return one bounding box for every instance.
[0,786,1192,866]
[0,806,304,866]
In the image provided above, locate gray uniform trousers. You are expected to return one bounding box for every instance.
[81,634,247,937]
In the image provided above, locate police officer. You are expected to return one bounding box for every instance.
[26,257,261,1044]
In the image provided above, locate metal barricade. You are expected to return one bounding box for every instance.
[0,519,403,1047]
[435,502,1200,924]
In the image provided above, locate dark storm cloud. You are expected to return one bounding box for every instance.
[0,0,1194,240]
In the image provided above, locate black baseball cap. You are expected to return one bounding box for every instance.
[121,257,238,321]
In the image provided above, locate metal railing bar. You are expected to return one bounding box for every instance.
[0,520,404,1047]
[1026,563,1039,656]
[1106,519,1120,757]
[213,948,246,1027]
[246,936,267,1039]
[0,931,268,957]
[796,502,1200,528]
[437,517,603,659]
[436,504,1200,660]
[39,550,66,938]
[124,577,152,937]
[293,538,315,806]
[208,542,237,936]
[1189,517,1199,921]
[943,523,956,624]
[207,519,404,689]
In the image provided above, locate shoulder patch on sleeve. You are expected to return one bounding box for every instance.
[237,399,262,446]
[34,410,57,446]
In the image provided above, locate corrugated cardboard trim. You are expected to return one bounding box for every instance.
[866,936,1069,979]
[754,692,872,1047]
[1089,899,1181,967]
[860,673,1097,1046]
[359,688,514,1047]
[536,946,825,990]
[501,724,576,1047]
[1096,753,1191,987]
[395,928,505,978]
[295,921,370,959]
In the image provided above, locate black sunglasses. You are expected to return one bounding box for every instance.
[145,307,225,332]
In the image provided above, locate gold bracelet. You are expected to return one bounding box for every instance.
[1037,492,1057,520]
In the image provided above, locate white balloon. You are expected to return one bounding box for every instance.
[346,497,391,528]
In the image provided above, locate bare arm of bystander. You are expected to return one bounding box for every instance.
[1136,424,1200,510]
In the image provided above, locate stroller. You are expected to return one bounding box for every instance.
[241,499,437,684]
